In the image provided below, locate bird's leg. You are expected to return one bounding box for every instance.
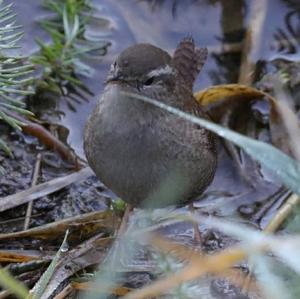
[116,204,133,238]
[189,203,202,248]
[106,204,133,268]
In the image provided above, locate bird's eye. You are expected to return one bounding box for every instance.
[144,77,155,86]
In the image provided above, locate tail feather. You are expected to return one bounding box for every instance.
[173,37,207,90]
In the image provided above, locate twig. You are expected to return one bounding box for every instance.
[238,0,268,85]
[271,77,300,160]
[0,167,94,212]
[22,119,82,169]
[0,210,116,241]
[264,193,300,233]
[3,108,83,168]
[0,213,43,225]
[52,284,73,299]
[251,187,288,223]
[0,249,53,262]
[24,153,42,230]
[71,281,132,295]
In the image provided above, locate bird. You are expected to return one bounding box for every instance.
[84,37,217,210]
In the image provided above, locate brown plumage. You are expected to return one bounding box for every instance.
[84,37,217,208]
[173,37,208,90]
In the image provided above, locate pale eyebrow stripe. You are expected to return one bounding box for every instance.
[147,65,175,77]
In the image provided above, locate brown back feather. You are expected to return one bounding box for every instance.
[173,37,207,90]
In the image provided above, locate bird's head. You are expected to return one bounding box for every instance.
[106,43,176,92]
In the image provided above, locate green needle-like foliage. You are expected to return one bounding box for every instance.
[32,0,110,94]
[0,1,34,158]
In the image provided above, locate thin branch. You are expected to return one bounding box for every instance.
[264,193,300,233]
[238,0,268,85]
[0,167,94,213]
[4,109,82,167]
[23,153,42,230]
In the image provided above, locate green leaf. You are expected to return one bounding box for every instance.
[0,111,23,131]
[0,138,13,157]
[33,0,109,93]
[0,102,34,115]
[0,1,34,156]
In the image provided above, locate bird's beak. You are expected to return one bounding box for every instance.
[106,74,121,83]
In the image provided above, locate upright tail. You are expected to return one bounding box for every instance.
[173,36,208,91]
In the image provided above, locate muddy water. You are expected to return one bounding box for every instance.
[9,1,300,227]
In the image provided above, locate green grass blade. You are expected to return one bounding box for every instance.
[31,230,69,299]
[0,267,29,299]
[0,138,13,157]
[123,91,300,195]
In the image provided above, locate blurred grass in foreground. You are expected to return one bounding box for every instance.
[83,88,300,299]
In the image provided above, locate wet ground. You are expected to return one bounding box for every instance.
[1,0,300,298]
[7,0,296,229]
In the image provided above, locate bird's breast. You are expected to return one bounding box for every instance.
[84,84,167,201]
[84,83,217,207]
